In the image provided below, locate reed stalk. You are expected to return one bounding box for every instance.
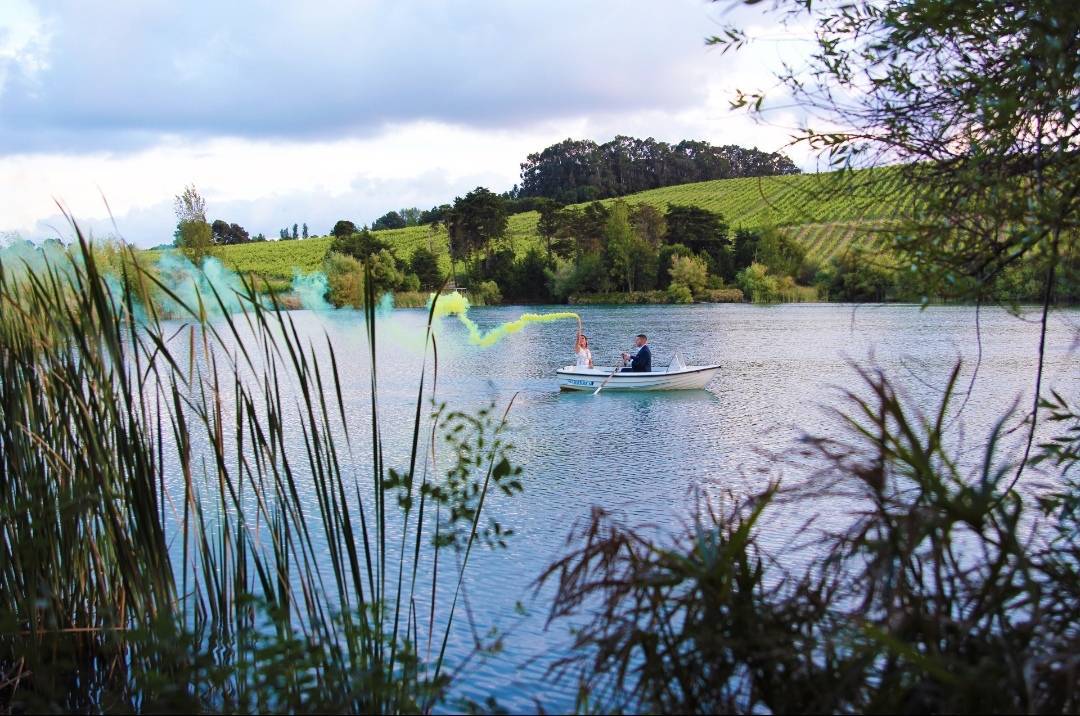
[0,223,521,713]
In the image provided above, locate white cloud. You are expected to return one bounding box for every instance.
[1,0,719,150]
[0,0,49,94]
[0,1,828,246]
[3,122,573,243]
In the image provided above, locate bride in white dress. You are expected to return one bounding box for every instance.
[574,326,593,368]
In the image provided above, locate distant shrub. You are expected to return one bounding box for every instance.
[270,293,302,310]
[796,257,821,286]
[258,277,293,295]
[754,227,807,278]
[368,249,405,294]
[570,291,668,305]
[574,285,743,304]
[666,282,694,304]
[392,290,429,308]
[655,243,694,289]
[669,255,709,298]
[736,262,780,303]
[92,240,160,300]
[828,248,894,301]
[325,251,363,308]
[471,280,502,305]
[774,278,818,303]
[329,228,389,261]
[552,254,607,299]
[699,287,744,302]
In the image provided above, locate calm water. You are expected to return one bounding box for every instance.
[174,303,1079,712]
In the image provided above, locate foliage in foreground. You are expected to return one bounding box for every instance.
[541,366,1080,713]
[719,0,1080,305]
[0,231,522,713]
[536,4,1080,708]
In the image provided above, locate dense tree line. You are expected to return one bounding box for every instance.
[325,226,447,305]
[518,136,800,203]
[337,181,815,305]
[456,196,816,304]
[425,184,1078,304]
[327,183,1078,307]
[356,136,800,237]
[325,176,1074,307]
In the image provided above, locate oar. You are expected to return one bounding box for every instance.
[593,359,623,396]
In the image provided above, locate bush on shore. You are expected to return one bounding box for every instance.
[666,282,694,304]
[392,290,430,308]
[471,279,502,305]
[698,287,744,302]
[569,288,743,305]
[325,251,364,307]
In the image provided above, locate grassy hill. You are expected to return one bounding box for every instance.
[199,166,910,286]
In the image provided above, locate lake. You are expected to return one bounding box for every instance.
[176,302,1080,712]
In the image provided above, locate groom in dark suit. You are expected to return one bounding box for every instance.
[621,334,652,372]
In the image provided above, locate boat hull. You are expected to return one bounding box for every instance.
[556,365,720,391]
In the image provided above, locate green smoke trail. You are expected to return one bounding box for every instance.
[155,251,268,316]
[430,292,580,347]
[292,271,332,311]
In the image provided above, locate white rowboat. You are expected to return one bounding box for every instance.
[557,364,720,392]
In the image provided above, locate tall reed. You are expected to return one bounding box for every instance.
[0,225,522,713]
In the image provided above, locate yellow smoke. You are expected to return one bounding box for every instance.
[430,292,580,347]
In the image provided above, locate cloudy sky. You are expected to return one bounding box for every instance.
[0,0,814,247]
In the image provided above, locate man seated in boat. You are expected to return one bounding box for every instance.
[621,334,652,372]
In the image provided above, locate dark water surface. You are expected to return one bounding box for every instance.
[175,303,1080,712]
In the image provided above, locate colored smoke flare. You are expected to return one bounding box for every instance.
[430,292,580,347]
